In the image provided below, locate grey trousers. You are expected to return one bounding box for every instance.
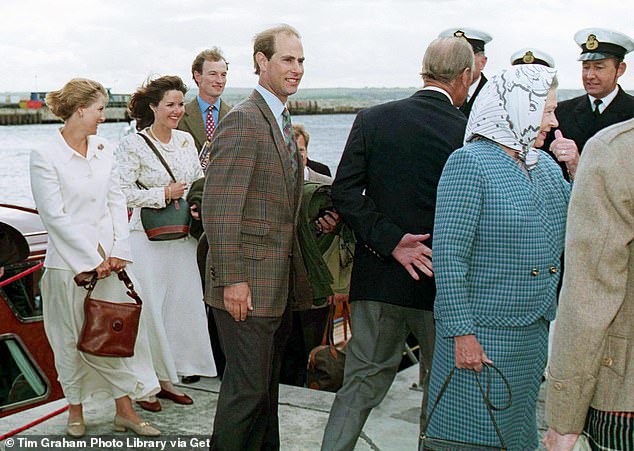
[321,300,435,451]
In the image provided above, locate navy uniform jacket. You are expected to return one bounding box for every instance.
[544,86,634,178]
[331,90,467,311]
[459,74,487,118]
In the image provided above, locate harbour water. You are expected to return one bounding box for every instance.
[0,114,355,208]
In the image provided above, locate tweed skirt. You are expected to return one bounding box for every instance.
[425,319,549,450]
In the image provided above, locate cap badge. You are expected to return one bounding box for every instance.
[586,34,599,50]
[522,51,535,64]
[453,30,465,38]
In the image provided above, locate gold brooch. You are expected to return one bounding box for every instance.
[97,144,104,150]
[586,34,599,50]
[523,51,535,64]
[182,140,189,148]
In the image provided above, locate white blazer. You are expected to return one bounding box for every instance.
[30,130,132,274]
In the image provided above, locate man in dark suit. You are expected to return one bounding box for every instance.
[439,27,492,117]
[178,47,232,383]
[321,36,474,451]
[544,28,634,180]
[202,25,313,451]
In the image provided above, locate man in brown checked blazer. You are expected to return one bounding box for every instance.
[543,119,634,450]
[202,24,313,451]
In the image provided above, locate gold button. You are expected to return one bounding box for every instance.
[602,357,613,367]
[553,382,563,390]
[550,266,557,274]
[531,268,539,276]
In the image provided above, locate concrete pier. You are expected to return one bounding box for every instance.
[0,366,550,450]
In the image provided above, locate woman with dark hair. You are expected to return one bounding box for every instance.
[30,78,160,437]
[425,65,578,449]
[115,76,216,412]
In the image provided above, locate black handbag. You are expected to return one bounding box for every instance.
[420,363,512,451]
[136,133,191,241]
[306,301,351,392]
[75,270,142,357]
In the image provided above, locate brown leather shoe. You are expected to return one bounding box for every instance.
[136,399,162,412]
[156,389,193,405]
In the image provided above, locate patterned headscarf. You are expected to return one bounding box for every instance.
[464,65,557,170]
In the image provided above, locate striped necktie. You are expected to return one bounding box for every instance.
[282,108,297,182]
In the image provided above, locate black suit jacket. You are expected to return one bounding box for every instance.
[332,90,467,310]
[306,159,331,177]
[544,87,634,178]
[459,74,487,118]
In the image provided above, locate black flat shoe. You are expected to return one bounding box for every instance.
[181,375,200,384]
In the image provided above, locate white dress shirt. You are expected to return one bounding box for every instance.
[30,130,131,274]
[588,86,619,114]
[256,84,286,134]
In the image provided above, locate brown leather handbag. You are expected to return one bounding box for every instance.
[306,301,352,392]
[75,270,142,357]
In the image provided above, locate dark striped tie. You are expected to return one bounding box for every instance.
[593,99,603,118]
[282,108,297,182]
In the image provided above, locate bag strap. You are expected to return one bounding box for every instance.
[75,270,142,306]
[137,132,177,183]
[421,362,511,449]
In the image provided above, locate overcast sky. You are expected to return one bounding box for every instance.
[1,0,633,93]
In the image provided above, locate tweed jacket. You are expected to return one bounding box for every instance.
[459,74,487,118]
[543,86,634,178]
[545,119,634,433]
[202,90,312,317]
[178,97,231,151]
[433,140,570,338]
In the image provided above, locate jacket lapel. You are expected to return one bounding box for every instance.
[250,90,296,214]
[183,99,207,147]
[218,98,231,122]
[572,97,595,143]
[597,87,633,129]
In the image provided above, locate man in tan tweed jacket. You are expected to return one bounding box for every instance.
[202,24,312,451]
[544,118,634,450]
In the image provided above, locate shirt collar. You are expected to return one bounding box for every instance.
[256,84,286,120]
[57,129,104,162]
[421,86,453,104]
[467,76,481,99]
[588,86,619,112]
[197,95,221,115]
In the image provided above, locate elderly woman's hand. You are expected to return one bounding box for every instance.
[454,334,492,372]
[543,428,580,451]
[550,130,579,179]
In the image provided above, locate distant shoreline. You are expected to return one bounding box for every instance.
[1,87,630,126]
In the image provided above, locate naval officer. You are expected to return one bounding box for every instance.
[544,28,634,179]
[511,48,555,68]
[438,27,492,117]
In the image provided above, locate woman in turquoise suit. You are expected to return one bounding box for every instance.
[425,65,579,450]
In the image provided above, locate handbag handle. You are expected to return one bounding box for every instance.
[74,270,142,306]
[421,362,512,449]
[137,132,178,183]
[319,301,352,358]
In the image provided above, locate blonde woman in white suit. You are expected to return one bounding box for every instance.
[30,79,160,437]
